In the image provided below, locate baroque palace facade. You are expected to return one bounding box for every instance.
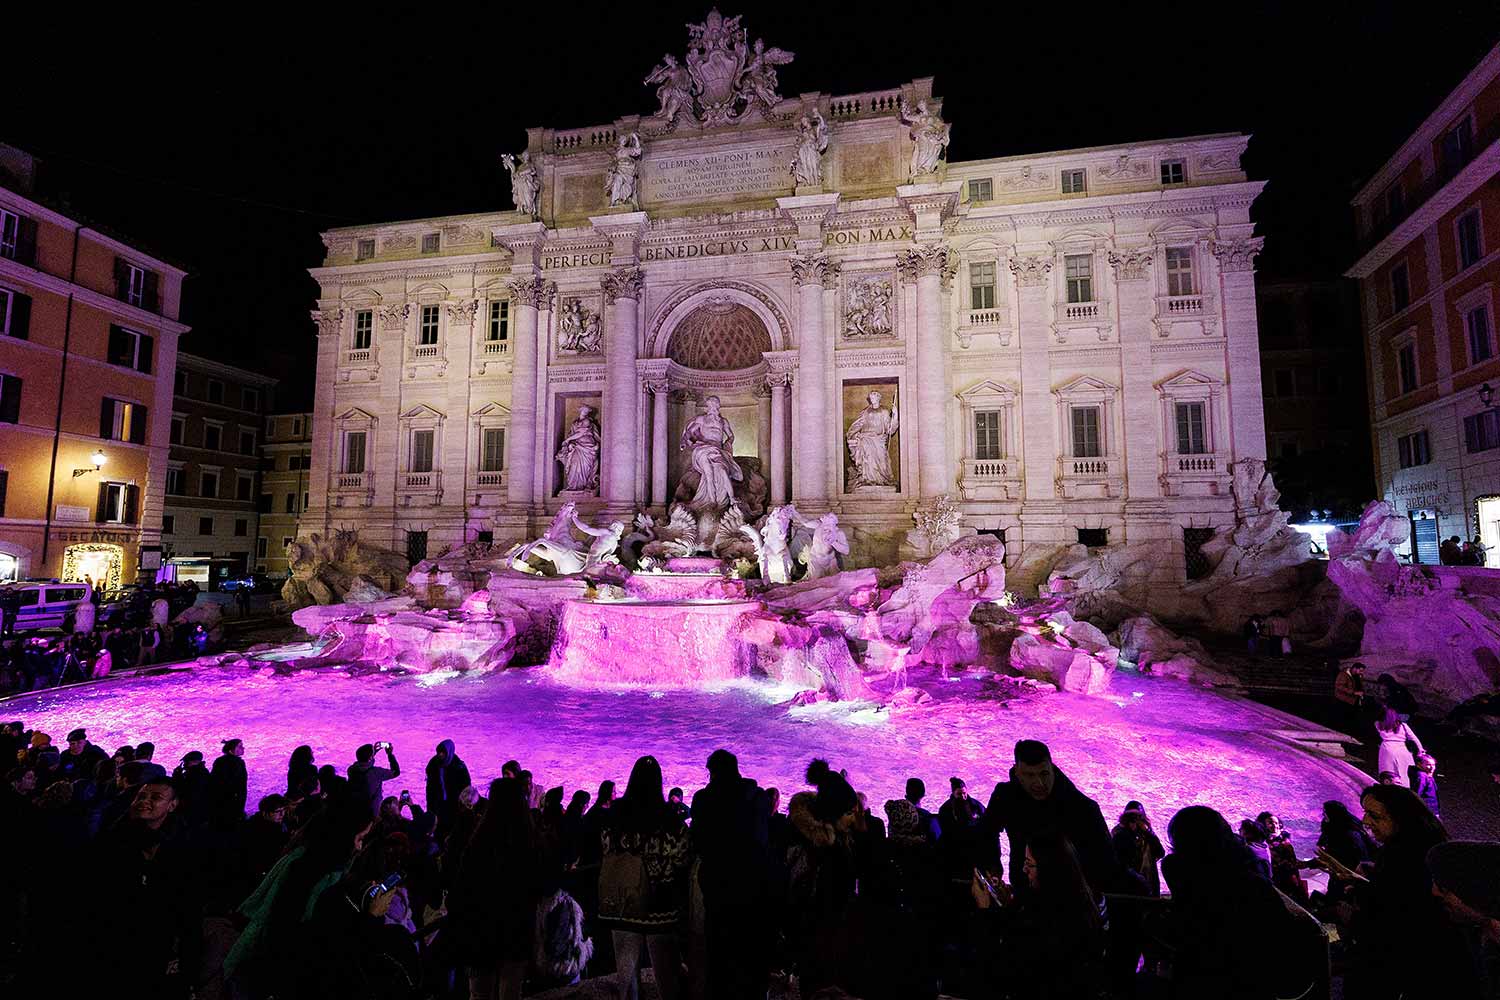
[305,12,1266,580]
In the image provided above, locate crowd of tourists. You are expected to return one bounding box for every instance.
[3,722,1498,1000]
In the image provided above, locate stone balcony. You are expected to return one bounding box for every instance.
[330,471,373,508]
[1162,294,1205,317]
[473,337,510,376]
[1160,451,1231,496]
[1061,301,1102,322]
[337,347,379,384]
[958,457,1022,501]
[1055,455,1122,499]
[408,343,443,362]
[399,469,443,507]
[956,308,1010,348]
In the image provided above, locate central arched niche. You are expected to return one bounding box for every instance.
[665,301,772,371]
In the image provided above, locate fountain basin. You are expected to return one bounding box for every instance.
[624,572,748,601]
[548,597,762,688]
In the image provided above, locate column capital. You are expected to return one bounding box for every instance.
[1209,236,1264,273]
[1107,247,1153,282]
[311,308,344,338]
[378,302,411,330]
[642,377,671,395]
[445,299,479,326]
[897,244,950,284]
[602,267,646,304]
[506,276,550,309]
[790,253,840,288]
[764,371,794,390]
[1008,253,1054,288]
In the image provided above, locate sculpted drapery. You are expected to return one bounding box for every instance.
[680,396,742,510]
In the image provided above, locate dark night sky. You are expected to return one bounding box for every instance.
[8,3,1498,411]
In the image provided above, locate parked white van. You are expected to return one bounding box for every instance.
[0,581,93,633]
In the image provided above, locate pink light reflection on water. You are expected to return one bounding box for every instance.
[6,667,1361,849]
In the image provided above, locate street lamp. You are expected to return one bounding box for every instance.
[72,449,106,478]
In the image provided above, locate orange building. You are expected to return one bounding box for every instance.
[1349,43,1500,563]
[0,145,188,587]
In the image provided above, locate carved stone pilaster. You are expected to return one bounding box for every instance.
[1008,254,1054,288]
[507,276,549,309]
[642,377,672,396]
[896,244,950,284]
[541,281,558,312]
[311,308,344,338]
[1209,237,1264,273]
[1107,248,1153,281]
[601,267,646,304]
[789,253,838,288]
[445,299,478,326]
[378,303,410,331]
[764,370,794,390]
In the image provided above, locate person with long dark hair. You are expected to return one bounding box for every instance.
[449,777,552,1000]
[597,754,691,1000]
[208,738,247,828]
[287,744,316,796]
[1340,784,1479,999]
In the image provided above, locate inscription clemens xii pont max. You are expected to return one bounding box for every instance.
[639,147,790,203]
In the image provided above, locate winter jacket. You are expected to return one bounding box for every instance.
[982,765,1120,893]
[424,742,471,828]
[209,753,248,825]
[348,750,400,818]
[598,809,693,933]
[690,774,770,906]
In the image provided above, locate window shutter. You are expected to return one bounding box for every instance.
[9,292,29,340]
[0,375,20,424]
[95,482,110,523]
[0,470,8,517]
[130,404,148,444]
[142,271,160,313]
[113,258,129,300]
[14,218,37,267]
[124,484,140,524]
[100,397,115,439]
[108,325,128,365]
[138,334,154,374]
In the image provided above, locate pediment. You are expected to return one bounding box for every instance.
[1054,374,1116,396]
[957,378,1017,401]
[335,406,379,423]
[400,403,447,420]
[472,401,511,418]
[1156,369,1221,392]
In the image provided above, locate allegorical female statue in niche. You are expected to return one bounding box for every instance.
[846,390,899,488]
[556,405,601,493]
[680,395,742,510]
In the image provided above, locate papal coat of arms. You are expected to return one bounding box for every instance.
[643,8,794,127]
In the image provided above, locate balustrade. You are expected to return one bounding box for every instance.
[1062,302,1101,322]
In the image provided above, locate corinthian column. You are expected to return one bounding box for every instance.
[900,244,952,498]
[791,254,838,507]
[767,371,792,505]
[1108,248,1159,499]
[505,276,546,506]
[601,267,645,509]
[645,379,671,508]
[1010,253,1056,501]
[1210,237,1267,461]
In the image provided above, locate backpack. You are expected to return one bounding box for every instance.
[597,848,651,923]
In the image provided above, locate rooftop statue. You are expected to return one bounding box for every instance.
[605,132,643,208]
[501,151,540,218]
[900,98,951,179]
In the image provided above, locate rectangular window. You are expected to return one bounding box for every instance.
[1165,247,1195,296]
[175,369,188,396]
[967,178,992,202]
[418,305,440,345]
[1061,168,1086,194]
[1467,306,1493,364]
[974,411,1002,460]
[240,429,256,454]
[354,310,373,350]
[200,470,219,499]
[257,492,272,514]
[1384,182,1405,222]
[1443,116,1474,173]
[97,482,134,524]
[204,424,222,451]
[242,388,259,411]
[303,491,309,512]
[1077,527,1109,548]
[969,262,996,310]
[107,325,154,373]
[1174,401,1208,454]
[1397,430,1431,469]
[100,398,148,444]
[410,429,435,473]
[1160,159,1185,185]
[121,262,145,306]
[0,210,25,261]
[488,300,509,342]
[236,474,253,502]
[1070,405,1102,458]
[206,379,224,404]
[256,537,268,558]
[356,238,375,261]
[422,232,440,253]
[1064,254,1093,303]
[1273,368,1295,398]
[234,518,248,537]
[481,427,506,472]
[0,287,28,340]
[162,515,175,535]
[1458,209,1483,270]
[292,417,302,436]
[406,530,429,565]
[282,536,294,549]
[285,493,296,514]
[169,416,184,445]
[343,430,366,474]
[0,374,19,424]
[165,467,184,495]
[1390,262,1410,313]
[198,516,213,536]
[1398,343,1419,395]
[1465,410,1500,453]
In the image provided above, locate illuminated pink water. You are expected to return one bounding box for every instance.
[5,665,1361,848]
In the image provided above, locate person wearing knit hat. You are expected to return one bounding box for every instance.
[56,726,105,781]
[1427,840,1500,947]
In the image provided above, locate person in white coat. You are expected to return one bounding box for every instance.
[1375,706,1424,788]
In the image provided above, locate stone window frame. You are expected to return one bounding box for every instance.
[471,401,511,489]
[199,465,222,500]
[957,379,1019,462]
[1053,375,1118,460]
[968,260,998,311]
[1060,168,1087,195]
[1050,233,1114,340]
[1155,370,1226,460]
[966,177,993,203]
[1392,327,1420,396]
[1455,282,1495,369]
[406,285,451,366]
[399,404,445,476]
[333,407,378,478]
[1456,205,1485,272]
[202,418,226,453]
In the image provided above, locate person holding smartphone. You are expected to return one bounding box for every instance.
[348,741,400,818]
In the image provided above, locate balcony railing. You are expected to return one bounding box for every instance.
[964,308,1005,328]
[1062,456,1114,476]
[1055,455,1121,498]
[1062,302,1101,322]
[959,457,1021,500]
[828,88,903,118]
[1163,294,1204,316]
[343,348,373,365]
[475,470,505,487]
[409,343,442,360]
[1172,453,1217,473]
[964,458,1014,479]
[553,126,617,151]
[334,471,369,490]
[404,471,437,489]
[481,339,509,355]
